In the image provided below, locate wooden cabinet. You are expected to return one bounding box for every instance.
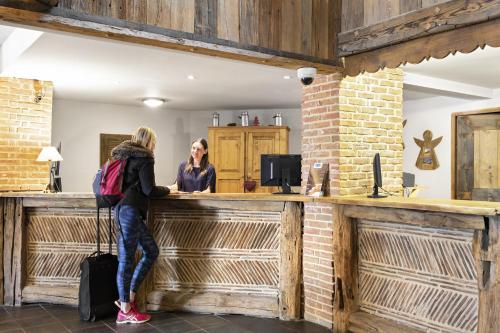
[208,126,289,193]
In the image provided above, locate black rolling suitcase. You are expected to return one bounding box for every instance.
[78,205,119,321]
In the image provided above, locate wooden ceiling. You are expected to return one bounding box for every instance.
[1,0,500,76]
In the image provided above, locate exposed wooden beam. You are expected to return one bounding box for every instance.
[344,17,500,76]
[0,5,342,74]
[339,0,500,56]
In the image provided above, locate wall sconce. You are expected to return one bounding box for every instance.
[36,146,63,192]
[33,79,45,103]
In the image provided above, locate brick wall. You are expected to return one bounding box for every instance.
[0,77,53,191]
[338,69,404,196]
[301,69,403,328]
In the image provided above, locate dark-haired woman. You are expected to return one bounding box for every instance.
[170,138,216,193]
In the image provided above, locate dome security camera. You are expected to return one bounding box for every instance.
[297,67,317,86]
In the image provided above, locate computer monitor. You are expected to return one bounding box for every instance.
[261,154,301,194]
[368,153,386,198]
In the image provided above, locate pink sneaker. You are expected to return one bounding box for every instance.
[116,307,151,324]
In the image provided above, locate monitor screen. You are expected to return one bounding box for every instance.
[261,154,301,193]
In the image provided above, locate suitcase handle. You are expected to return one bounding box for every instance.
[96,205,114,256]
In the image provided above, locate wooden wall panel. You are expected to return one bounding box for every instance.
[363,0,400,26]
[422,0,449,6]
[258,0,282,50]
[399,0,422,13]
[280,0,301,53]
[342,0,453,31]
[194,0,217,37]
[342,0,364,31]
[300,0,312,57]
[217,0,239,42]
[239,0,259,46]
[4,0,342,72]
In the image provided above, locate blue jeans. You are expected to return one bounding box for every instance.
[114,204,159,303]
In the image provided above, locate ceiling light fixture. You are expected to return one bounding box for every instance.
[142,98,165,108]
[187,75,196,80]
[283,75,291,80]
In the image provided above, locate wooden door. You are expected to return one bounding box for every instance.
[472,127,500,201]
[209,128,245,193]
[100,133,132,166]
[246,128,288,193]
[454,111,500,201]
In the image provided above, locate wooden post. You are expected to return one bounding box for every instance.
[473,215,499,332]
[0,198,4,305]
[279,202,302,320]
[3,198,25,306]
[332,204,358,332]
[14,198,25,306]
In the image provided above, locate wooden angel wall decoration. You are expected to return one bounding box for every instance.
[414,130,442,170]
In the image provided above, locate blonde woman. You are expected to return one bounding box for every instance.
[111,126,169,324]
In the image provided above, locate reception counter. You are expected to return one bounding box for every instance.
[321,196,500,333]
[0,193,498,332]
[0,193,308,320]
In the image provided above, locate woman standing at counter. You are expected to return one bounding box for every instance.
[111,126,170,324]
[170,138,216,193]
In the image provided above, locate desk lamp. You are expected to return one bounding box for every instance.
[36,146,63,192]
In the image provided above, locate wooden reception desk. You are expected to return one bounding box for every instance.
[0,193,498,331]
[0,193,308,320]
[320,196,500,333]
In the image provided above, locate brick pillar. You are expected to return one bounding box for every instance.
[0,77,53,191]
[301,68,403,328]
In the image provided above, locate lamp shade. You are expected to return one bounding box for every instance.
[36,147,63,162]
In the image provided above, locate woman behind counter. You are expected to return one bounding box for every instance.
[170,138,216,193]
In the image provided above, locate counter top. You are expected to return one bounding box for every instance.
[1,192,499,215]
[318,195,500,216]
[0,192,312,202]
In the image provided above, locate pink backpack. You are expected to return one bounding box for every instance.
[92,159,127,208]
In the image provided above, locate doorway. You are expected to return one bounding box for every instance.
[453,108,500,201]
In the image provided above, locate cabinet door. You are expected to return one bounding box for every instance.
[246,129,286,193]
[209,128,245,193]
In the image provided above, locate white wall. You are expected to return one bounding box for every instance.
[52,99,191,192]
[403,94,500,199]
[52,99,302,191]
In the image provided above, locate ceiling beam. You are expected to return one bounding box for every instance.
[339,0,500,57]
[404,72,494,99]
[0,3,343,74]
[343,17,500,77]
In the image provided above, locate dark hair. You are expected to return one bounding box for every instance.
[185,138,210,176]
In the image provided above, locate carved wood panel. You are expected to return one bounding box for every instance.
[152,208,281,294]
[357,219,478,332]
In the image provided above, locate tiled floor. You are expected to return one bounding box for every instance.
[0,304,330,333]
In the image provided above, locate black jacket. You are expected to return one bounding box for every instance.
[111,140,169,218]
